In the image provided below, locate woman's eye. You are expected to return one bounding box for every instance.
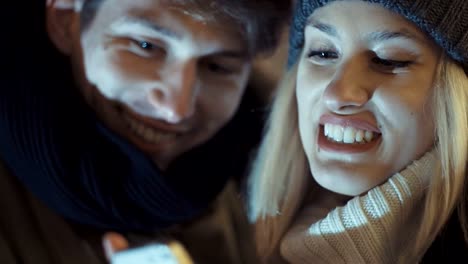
[372,57,413,69]
[307,50,339,60]
[306,49,339,65]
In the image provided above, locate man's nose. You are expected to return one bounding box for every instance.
[323,56,373,114]
[149,60,198,123]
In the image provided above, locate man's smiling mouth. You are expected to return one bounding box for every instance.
[123,112,180,145]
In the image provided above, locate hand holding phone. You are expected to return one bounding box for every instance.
[111,241,193,264]
[104,232,194,264]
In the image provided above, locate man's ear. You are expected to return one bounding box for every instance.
[46,0,83,55]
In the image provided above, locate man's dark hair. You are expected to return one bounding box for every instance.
[80,0,292,57]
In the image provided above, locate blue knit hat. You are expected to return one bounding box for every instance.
[288,0,468,72]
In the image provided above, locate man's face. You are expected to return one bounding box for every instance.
[68,0,252,169]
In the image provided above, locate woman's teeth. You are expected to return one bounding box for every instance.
[124,115,177,144]
[324,123,376,144]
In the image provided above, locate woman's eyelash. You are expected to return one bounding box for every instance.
[372,57,413,68]
[305,48,414,70]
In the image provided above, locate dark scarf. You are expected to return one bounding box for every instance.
[0,1,259,232]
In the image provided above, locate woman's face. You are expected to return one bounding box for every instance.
[297,1,441,195]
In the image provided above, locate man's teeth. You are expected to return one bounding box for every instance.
[125,115,176,144]
[324,124,375,144]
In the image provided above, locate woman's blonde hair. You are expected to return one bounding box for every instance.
[247,62,308,260]
[248,56,468,261]
[416,57,468,253]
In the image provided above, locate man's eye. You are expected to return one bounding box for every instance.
[132,40,157,51]
[129,39,166,58]
[137,41,154,50]
[204,62,236,75]
[372,57,413,69]
[207,63,227,73]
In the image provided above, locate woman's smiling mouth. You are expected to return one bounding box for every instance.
[324,123,380,144]
[317,114,382,153]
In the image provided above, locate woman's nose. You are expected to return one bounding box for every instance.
[323,57,372,113]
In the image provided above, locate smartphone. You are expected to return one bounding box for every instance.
[111,241,194,264]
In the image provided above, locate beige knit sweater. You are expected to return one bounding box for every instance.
[280,151,436,264]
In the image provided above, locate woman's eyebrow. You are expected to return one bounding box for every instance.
[306,17,425,45]
[306,17,340,39]
[367,29,424,44]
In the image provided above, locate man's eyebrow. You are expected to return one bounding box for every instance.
[116,16,181,40]
[306,17,340,39]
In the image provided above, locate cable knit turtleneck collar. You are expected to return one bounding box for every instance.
[280,150,436,264]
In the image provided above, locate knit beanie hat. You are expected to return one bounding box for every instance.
[288,0,468,72]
